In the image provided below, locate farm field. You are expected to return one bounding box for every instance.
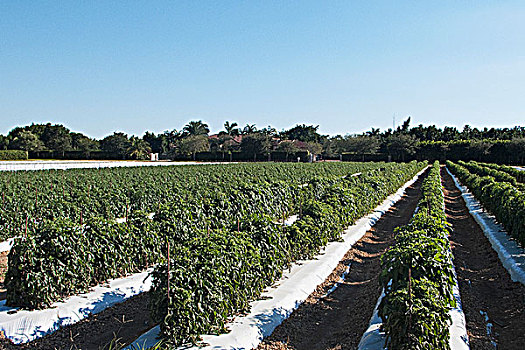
[0,161,423,347]
[0,160,225,172]
[0,160,524,349]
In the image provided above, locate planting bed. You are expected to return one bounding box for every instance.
[0,161,426,348]
[258,166,426,349]
[442,168,525,349]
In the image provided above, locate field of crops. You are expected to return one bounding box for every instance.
[1,160,524,349]
[0,162,424,343]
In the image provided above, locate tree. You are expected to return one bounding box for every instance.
[40,124,72,155]
[399,117,411,133]
[127,136,152,160]
[342,136,380,161]
[179,135,209,160]
[508,138,525,164]
[0,135,8,150]
[71,132,99,157]
[223,121,240,137]
[161,129,182,154]
[260,125,277,137]
[9,130,45,152]
[283,124,322,143]
[276,140,299,161]
[305,142,323,156]
[100,132,130,159]
[242,124,257,135]
[143,131,163,154]
[386,134,417,162]
[468,141,492,161]
[183,120,210,136]
[240,133,270,161]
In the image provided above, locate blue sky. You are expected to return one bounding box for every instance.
[1,1,524,138]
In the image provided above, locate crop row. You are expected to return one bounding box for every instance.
[5,162,424,309]
[379,161,456,349]
[476,161,525,183]
[447,161,525,246]
[457,160,524,190]
[145,161,426,345]
[0,162,384,241]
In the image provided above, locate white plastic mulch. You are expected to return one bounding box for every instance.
[124,166,429,350]
[0,269,153,344]
[358,267,470,350]
[0,237,16,252]
[0,160,229,172]
[446,167,525,285]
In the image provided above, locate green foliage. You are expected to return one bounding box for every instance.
[477,161,525,183]
[380,279,451,350]
[458,160,518,186]
[0,150,28,160]
[150,161,426,345]
[4,162,405,308]
[5,211,161,309]
[379,161,455,350]
[447,160,525,246]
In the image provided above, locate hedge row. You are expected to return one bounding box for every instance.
[150,161,426,345]
[0,150,28,160]
[447,160,525,247]
[379,161,456,349]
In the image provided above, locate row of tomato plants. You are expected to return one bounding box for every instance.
[456,160,525,191]
[148,161,426,346]
[378,161,456,349]
[5,162,423,309]
[0,162,382,241]
[447,160,525,247]
[477,161,525,183]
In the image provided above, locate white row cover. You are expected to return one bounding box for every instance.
[0,237,16,252]
[446,168,525,285]
[358,267,470,350]
[0,160,228,172]
[124,166,429,350]
[0,269,153,344]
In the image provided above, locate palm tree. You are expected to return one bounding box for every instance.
[224,121,240,136]
[242,124,257,135]
[183,120,210,136]
[127,136,151,160]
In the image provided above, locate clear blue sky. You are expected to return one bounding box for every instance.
[1,1,524,139]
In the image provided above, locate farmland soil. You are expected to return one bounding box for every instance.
[441,167,525,350]
[0,291,153,350]
[0,251,7,300]
[257,169,427,350]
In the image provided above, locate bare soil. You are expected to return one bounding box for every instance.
[441,167,525,350]
[0,292,153,350]
[257,171,426,350]
[0,251,8,300]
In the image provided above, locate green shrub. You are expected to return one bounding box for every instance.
[0,150,28,160]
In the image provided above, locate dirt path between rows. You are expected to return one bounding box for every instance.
[0,251,7,301]
[441,167,525,350]
[257,171,426,350]
[0,291,153,350]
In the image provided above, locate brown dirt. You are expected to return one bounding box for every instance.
[441,167,525,350]
[257,170,426,350]
[0,251,8,300]
[0,292,153,350]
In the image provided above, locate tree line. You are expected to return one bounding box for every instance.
[0,118,524,163]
